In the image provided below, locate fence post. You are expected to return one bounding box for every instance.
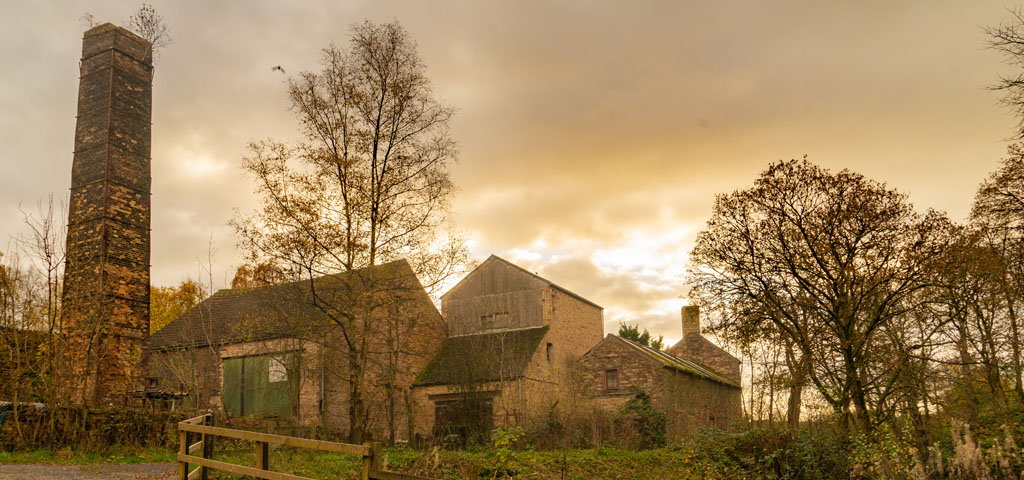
[361,441,371,480]
[370,442,383,471]
[256,440,269,471]
[200,414,213,480]
[178,429,188,480]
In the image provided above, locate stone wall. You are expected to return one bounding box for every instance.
[410,285,605,441]
[666,306,742,384]
[577,335,742,440]
[63,23,153,406]
[528,287,604,382]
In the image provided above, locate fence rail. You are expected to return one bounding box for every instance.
[176,414,433,480]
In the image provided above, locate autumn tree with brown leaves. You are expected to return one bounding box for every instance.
[687,158,949,435]
[149,280,202,333]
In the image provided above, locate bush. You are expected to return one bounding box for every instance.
[682,424,849,479]
[0,406,183,452]
[615,392,667,449]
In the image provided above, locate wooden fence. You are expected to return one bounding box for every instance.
[176,414,434,480]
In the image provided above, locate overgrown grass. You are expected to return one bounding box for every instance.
[186,429,845,480]
[0,445,175,465]
[199,445,724,480]
[0,428,846,479]
[2,418,1019,479]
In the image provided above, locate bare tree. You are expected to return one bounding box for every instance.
[232,21,467,443]
[80,4,171,66]
[987,10,1024,139]
[124,4,171,63]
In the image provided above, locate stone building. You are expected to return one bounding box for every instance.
[148,259,444,441]
[668,305,742,384]
[577,306,742,439]
[62,23,154,406]
[409,255,604,441]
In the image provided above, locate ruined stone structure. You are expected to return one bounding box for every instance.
[577,306,743,439]
[63,24,153,405]
[410,255,604,441]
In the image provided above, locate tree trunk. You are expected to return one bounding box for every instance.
[405,389,415,446]
[904,398,931,471]
[1006,300,1024,403]
[784,342,804,429]
[347,350,366,444]
[956,319,980,427]
[386,383,396,444]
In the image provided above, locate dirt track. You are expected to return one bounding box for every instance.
[0,463,176,479]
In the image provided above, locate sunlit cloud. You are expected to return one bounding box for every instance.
[0,1,1016,344]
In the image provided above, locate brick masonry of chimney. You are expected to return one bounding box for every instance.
[62,23,153,406]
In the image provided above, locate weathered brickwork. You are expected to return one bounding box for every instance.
[577,335,742,439]
[63,23,153,406]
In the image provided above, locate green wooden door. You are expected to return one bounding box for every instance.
[222,357,244,417]
[242,355,269,416]
[222,353,299,419]
[264,354,298,419]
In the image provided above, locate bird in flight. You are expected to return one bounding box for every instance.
[272,65,285,74]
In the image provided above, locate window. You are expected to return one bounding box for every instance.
[605,369,619,390]
[546,343,553,362]
[269,356,288,383]
[479,312,510,331]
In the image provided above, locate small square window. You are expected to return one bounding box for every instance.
[480,314,494,330]
[269,357,288,383]
[605,369,619,390]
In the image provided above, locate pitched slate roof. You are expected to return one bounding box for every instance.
[413,326,549,386]
[148,259,418,351]
[610,335,740,388]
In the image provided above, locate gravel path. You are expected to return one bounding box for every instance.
[0,463,176,480]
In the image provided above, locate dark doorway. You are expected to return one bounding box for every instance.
[432,393,495,446]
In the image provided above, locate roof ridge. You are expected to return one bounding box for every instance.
[149,258,419,351]
[445,255,602,309]
[446,325,549,339]
[611,335,739,388]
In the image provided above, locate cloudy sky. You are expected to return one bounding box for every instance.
[1,1,1019,344]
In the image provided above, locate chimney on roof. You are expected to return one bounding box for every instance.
[682,305,700,339]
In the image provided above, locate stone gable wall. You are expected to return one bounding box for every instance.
[668,336,742,385]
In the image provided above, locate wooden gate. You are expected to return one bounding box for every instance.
[176,414,434,480]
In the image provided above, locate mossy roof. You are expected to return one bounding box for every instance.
[148,259,420,351]
[414,326,549,386]
[611,335,740,388]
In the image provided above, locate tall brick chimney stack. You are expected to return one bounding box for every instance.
[682,305,700,339]
[63,23,153,406]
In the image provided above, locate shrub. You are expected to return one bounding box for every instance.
[615,392,667,449]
